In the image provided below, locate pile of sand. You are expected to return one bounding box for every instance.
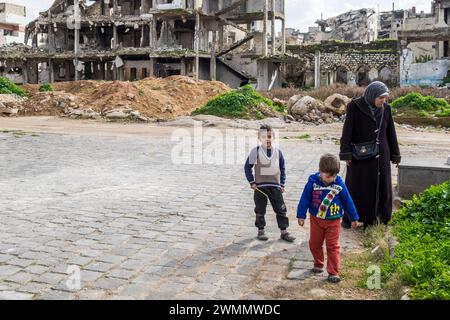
[19,76,231,120]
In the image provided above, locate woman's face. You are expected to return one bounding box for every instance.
[374,95,388,108]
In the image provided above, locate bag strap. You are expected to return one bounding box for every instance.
[375,106,385,143]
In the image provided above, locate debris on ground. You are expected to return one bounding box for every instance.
[287,94,347,125]
[0,94,27,116]
[8,76,231,121]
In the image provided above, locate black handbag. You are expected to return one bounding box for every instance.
[352,107,384,160]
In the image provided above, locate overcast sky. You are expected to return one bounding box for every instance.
[17,0,432,31]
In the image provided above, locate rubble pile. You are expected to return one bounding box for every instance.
[0,94,27,116]
[286,94,350,124]
[12,76,231,121]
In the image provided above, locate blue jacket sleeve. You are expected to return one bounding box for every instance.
[340,182,359,222]
[296,180,313,219]
[279,150,286,187]
[244,156,255,184]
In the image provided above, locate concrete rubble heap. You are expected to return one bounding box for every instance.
[287,94,348,125]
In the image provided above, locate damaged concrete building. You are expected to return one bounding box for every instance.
[284,8,400,89]
[285,2,450,89]
[286,40,399,88]
[398,0,450,86]
[303,9,379,45]
[0,0,291,90]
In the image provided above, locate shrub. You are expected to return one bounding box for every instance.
[391,92,450,116]
[192,84,286,119]
[383,181,450,299]
[39,83,54,92]
[0,77,27,97]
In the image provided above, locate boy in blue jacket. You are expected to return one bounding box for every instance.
[297,153,359,283]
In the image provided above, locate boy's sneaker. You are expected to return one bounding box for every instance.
[312,267,324,274]
[257,230,269,241]
[280,232,296,243]
[327,275,341,283]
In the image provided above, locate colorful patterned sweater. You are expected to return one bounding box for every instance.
[296,173,359,221]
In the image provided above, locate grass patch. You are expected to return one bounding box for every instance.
[342,182,450,300]
[391,92,450,118]
[0,129,39,138]
[337,224,405,300]
[381,181,450,299]
[192,85,286,120]
[39,83,53,92]
[0,77,27,97]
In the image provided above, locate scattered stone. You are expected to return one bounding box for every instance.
[104,109,129,120]
[287,94,302,110]
[324,93,351,116]
[286,269,310,280]
[0,102,19,116]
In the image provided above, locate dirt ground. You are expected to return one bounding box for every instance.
[1,116,448,156]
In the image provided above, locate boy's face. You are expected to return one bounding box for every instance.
[320,172,337,185]
[259,130,273,148]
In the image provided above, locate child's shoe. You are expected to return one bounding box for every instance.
[257,230,269,241]
[312,267,324,274]
[280,232,296,242]
[327,275,341,283]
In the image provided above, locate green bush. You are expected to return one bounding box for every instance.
[0,77,27,97]
[392,92,450,116]
[39,83,53,92]
[192,84,286,119]
[383,181,450,299]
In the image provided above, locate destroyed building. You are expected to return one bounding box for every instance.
[283,9,399,88]
[398,0,450,86]
[282,28,304,45]
[285,1,450,89]
[286,40,399,88]
[303,9,379,44]
[0,2,27,45]
[0,0,291,90]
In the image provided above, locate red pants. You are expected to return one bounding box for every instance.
[309,215,341,276]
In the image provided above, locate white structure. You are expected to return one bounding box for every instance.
[0,3,27,45]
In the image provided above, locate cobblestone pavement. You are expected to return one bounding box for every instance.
[0,127,388,300]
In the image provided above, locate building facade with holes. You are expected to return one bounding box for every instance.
[285,40,400,88]
[318,51,399,87]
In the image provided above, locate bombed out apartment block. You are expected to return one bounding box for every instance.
[0,0,290,90]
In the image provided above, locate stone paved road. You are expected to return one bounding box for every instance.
[0,126,381,299]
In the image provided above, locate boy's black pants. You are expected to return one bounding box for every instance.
[254,186,289,230]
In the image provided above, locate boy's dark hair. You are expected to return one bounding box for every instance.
[319,153,340,175]
[259,124,273,136]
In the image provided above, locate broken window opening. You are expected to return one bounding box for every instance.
[356,66,370,86]
[336,67,348,84]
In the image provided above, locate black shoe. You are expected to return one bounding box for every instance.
[327,275,341,283]
[312,267,324,274]
[257,231,268,241]
[280,233,295,243]
[341,220,351,229]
